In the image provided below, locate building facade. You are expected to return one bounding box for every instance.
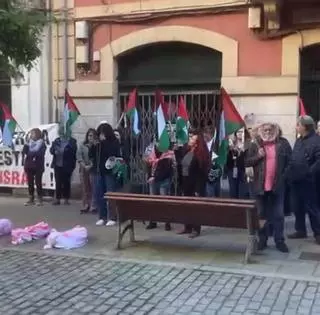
[51,0,320,144]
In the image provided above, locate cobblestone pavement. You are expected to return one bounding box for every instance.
[1,250,320,315]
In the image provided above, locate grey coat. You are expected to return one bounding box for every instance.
[77,143,91,166]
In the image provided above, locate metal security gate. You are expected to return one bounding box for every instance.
[300,45,320,120]
[118,90,220,192]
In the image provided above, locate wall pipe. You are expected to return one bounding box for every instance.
[63,0,68,100]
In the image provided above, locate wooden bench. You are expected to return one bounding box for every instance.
[106,192,259,263]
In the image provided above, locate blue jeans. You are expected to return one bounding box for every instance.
[94,174,116,221]
[227,169,249,199]
[149,178,170,196]
[256,190,285,244]
[206,181,221,197]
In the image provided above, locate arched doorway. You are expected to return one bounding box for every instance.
[300,44,320,121]
[117,41,222,188]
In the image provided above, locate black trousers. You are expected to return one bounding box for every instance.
[183,176,206,234]
[292,181,320,237]
[54,167,72,200]
[26,169,43,199]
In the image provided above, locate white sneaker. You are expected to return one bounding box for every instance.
[106,220,116,227]
[96,219,105,226]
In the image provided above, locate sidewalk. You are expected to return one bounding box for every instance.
[1,196,320,282]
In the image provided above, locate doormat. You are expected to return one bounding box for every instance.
[299,252,320,261]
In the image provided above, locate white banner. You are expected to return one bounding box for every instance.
[0,123,59,189]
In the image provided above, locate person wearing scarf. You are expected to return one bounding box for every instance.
[144,144,176,230]
[22,128,46,206]
[245,122,292,253]
[50,125,77,206]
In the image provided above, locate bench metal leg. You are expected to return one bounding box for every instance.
[244,208,258,264]
[116,220,135,250]
[129,220,135,242]
[244,235,257,264]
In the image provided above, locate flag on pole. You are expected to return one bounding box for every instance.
[125,88,140,135]
[64,90,80,137]
[0,103,17,147]
[216,87,245,167]
[175,96,189,145]
[299,97,307,116]
[154,89,169,121]
[157,102,170,152]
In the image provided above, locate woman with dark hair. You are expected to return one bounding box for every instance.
[89,123,121,226]
[22,128,46,206]
[77,128,98,214]
[226,128,250,199]
[50,125,77,205]
[178,131,210,238]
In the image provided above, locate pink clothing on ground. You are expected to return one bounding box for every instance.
[264,143,276,191]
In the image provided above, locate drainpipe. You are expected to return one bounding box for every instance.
[62,0,68,114]
[297,30,304,116]
[47,0,53,123]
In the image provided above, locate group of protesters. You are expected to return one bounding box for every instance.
[21,115,320,253]
[138,115,320,251]
[22,122,126,228]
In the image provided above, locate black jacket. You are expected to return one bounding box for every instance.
[23,142,46,173]
[245,137,292,195]
[147,149,174,182]
[50,137,77,172]
[89,139,121,175]
[287,131,320,183]
[182,152,208,197]
[226,148,245,172]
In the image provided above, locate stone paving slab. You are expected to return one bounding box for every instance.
[1,250,320,315]
[1,197,320,281]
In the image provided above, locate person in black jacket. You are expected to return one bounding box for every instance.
[287,116,320,244]
[245,122,292,252]
[22,128,46,206]
[50,125,77,205]
[144,144,175,230]
[89,123,121,226]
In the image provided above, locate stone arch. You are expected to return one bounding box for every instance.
[100,25,238,82]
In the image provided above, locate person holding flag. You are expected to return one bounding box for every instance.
[178,130,210,238]
[144,142,175,231]
[49,90,80,205]
[50,124,77,205]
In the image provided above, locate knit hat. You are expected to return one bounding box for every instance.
[298,115,315,127]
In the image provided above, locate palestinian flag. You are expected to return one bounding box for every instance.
[64,90,80,137]
[299,97,307,116]
[154,89,169,121]
[157,102,170,152]
[125,88,140,135]
[175,96,189,145]
[216,87,245,167]
[0,103,17,147]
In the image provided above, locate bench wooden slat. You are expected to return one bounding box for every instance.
[107,192,255,206]
[108,197,257,230]
[106,192,259,263]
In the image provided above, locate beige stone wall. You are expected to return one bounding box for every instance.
[51,0,320,141]
[74,0,248,19]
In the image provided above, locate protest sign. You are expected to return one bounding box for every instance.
[0,123,59,189]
